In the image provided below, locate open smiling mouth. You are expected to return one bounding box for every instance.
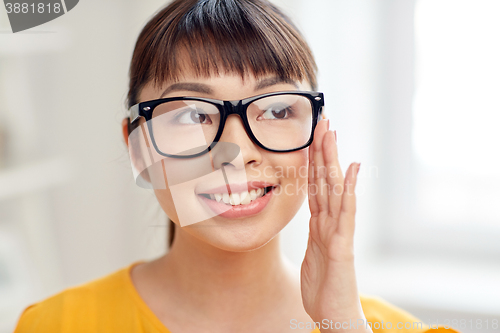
[198,186,275,206]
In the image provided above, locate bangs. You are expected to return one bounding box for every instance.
[128,0,317,107]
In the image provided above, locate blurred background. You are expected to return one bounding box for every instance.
[0,0,499,332]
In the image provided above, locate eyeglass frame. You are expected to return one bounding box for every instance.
[127,90,324,159]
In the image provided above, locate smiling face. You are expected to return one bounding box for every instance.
[134,69,312,252]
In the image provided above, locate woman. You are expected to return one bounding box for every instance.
[15,0,458,332]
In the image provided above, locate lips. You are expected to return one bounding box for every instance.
[196,181,276,195]
[196,181,278,219]
[199,186,274,206]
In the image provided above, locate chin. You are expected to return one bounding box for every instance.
[215,234,276,252]
[187,218,283,253]
[211,238,276,253]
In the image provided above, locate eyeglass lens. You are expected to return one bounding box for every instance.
[150,94,314,156]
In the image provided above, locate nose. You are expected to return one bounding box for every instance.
[211,114,262,170]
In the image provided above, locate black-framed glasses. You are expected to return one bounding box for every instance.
[127,91,324,158]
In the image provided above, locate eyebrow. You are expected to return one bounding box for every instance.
[160,83,213,98]
[159,76,299,98]
[255,77,299,90]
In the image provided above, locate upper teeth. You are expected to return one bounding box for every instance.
[209,188,266,206]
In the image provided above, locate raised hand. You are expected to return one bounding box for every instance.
[301,119,369,332]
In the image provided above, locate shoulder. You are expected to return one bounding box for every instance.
[359,294,460,332]
[13,263,138,333]
[360,294,420,324]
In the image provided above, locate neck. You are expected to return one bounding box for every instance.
[154,225,301,322]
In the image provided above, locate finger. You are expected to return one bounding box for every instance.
[338,162,360,238]
[311,119,329,212]
[308,119,328,216]
[322,129,344,220]
[308,136,319,216]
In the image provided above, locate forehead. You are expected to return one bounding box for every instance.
[139,67,309,102]
[158,48,298,83]
[141,39,312,93]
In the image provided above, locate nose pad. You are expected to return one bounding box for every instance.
[216,114,255,162]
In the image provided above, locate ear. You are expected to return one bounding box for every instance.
[122,117,154,185]
[121,118,130,148]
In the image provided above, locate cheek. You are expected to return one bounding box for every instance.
[273,149,309,186]
[151,152,219,226]
[265,149,309,222]
[154,188,180,223]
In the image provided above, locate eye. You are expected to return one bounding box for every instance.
[176,107,213,125]
[260,104,293,120]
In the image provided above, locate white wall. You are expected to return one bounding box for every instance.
[0,2,170,331]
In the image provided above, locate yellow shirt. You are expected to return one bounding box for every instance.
[14,262,459,333]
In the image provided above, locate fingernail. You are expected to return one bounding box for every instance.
[356,163,361,176]
[334,130,337,143]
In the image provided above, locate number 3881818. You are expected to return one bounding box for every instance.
[5,2,61,14]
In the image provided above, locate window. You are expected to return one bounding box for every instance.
[391,0,500,256]
[413,0,500,229]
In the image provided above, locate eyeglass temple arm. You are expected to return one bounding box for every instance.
[128,104,140,123]
[318,105,324,122]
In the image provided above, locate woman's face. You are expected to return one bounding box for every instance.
[135,68,312,252]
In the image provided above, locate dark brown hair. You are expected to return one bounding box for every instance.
[126,0,318,248]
